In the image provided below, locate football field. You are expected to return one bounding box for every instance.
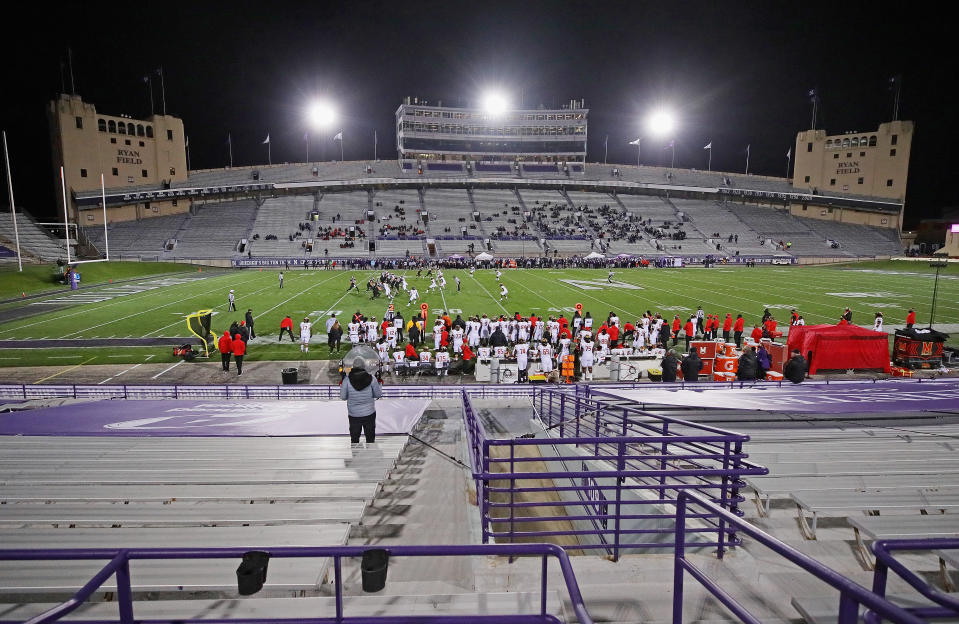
[0,260,955,369]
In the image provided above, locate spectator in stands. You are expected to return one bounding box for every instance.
[339,363,382,444]
[756,344,771,378]
[783,349,808,384]
[218,331,232,371]
[660,350,678,383]
[232,333,246,376]
[737,347,759,381]
[680,348,703,382]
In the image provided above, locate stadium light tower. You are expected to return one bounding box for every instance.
[646,110,677,168]
[482,92,509,117]
[308,100,337,129]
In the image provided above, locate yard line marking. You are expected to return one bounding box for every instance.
[470,274,508,315]
[145,354,155,361]
[151,360,184,379]
[47,355,82,359]
[0,272,243,336]
[33,357,96,384]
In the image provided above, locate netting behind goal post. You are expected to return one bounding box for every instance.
[187,309,215,356]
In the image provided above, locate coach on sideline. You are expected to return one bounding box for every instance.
[340,363,382,444]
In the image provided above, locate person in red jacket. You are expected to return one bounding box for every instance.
[440,327,450,348]
[279,316,295,342]
[723,314,733,343]
[750,325,763,344]
[764,316,778,339]
[607,323,619,347]
[405,342,418,360]
[733,314,745,348]
[906,308,916,328]
[684,317,695,351]
[218,331,233,371]
[672,315,681,346]
[232,333,246,376]
[460,343,475,374]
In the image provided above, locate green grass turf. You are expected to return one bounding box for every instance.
[0,262,200,300]
[0,260,955,368]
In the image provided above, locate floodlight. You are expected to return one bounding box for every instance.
[307,101,337,129]
[482,92,509,116]
[646,110,676,137]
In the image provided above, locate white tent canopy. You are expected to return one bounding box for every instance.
[585,251,605,259]
[474,252,494,261]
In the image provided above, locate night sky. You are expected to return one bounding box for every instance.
[2,1,954,227]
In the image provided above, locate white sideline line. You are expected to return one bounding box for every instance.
[151,360,184,379]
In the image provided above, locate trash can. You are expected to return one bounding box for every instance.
[236,551,270,596]
[281,367,298,384]
[361,548,389,593]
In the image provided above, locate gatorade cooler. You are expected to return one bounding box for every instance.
[700,358,714,375]
[712,370,726,382]
[691,341,718,359]
[715,356,738,373]
[724,343,737,356]
[765,371,784,382]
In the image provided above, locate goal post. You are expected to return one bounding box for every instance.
[186,309,216,357]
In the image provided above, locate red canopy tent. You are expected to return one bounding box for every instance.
[786,324,891,374]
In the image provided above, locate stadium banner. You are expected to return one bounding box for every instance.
[0,399,430,436]
[600,381,959,413]
[232,255,796,267]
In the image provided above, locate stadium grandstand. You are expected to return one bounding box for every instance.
[3,81,959,624]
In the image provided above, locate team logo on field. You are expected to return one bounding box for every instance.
[824,292,905,298]
[558,279,643,291]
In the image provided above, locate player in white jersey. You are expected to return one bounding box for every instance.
[439,275,447,289]
[383,282,392,300]
[480,315,491,341]
[607,270,614,283]
[366,318,378,343]
[401,276,408,291]
[467,317,481,347]
[433,321,445,350]
[500,283,508,301]
[376,338,390,364]
[428,278,438,293]
[514,340,530,382]
[408,287,419,306]
[385,324,398,349]
[539,340,554,374]
[509,318,519,343]
[597,329,610,354]
[532,318,544,342]
[579,338,595,380]
[518,318,530,342]
[548,318,560,344]
[558,335,572,360]
[873,312,884,332]
[451,326,464,353]
[634,325,649,350]
[609,313,619,328]
[495,270,502,281]
[347,321,361,345]
[469,266,475,278]
[299,318,312,353]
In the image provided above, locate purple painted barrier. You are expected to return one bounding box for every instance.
[463,389,767,560]
[673,491,924,624]
[0,543,592,624]
[867,539,959,623]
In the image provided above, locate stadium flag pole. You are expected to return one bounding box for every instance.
[745,144,750,175]
[228,133,233,168]
[786,146,792,179]
[704,141,712,171]
[2,131,23,271]
[60,166,71,264]
[100,173,109,260]
[306,133,310,162]
[374,129,377,161]
[185,135,191,171]
[157,67,167,116]
[263,134,271,165]
[143,75,154,116]
[603,135,608,165]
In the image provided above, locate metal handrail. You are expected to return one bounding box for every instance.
[866,539,959,624]
[0,543,593,624]
[673,491,924,624]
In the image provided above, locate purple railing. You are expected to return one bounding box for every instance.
[867,539,959,623]
[673,491,924,624]
[3,378,945,402]
[0,543,593,624]
[464,389,766,560]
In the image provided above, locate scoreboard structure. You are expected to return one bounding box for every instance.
[395,97,588,164]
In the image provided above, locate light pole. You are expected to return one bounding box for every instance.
[929,260,948,328]
[629,138,642,166]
